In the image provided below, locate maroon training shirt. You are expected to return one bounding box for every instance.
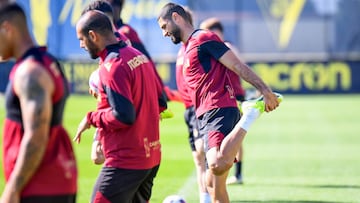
[3,47,77,197]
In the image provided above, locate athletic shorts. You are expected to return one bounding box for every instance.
[91,165,159,203]
[197,107,240,151]
[21,194,76,203]
[184,106,204,151]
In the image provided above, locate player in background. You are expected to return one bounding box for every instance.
[81,0,131,46]
[0,3,77,203]
[158,3,281,202]
[106,0,182,104]
[74,10,166,202]
[200,17,246,185]
[175,7,211,203]
[106,0,152,59]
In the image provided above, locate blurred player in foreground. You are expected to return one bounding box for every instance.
[158,3,281,202]
[200,17,246,185]
[0,3,77,203]
[74,11,166,202]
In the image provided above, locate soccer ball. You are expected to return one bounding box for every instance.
[88,68,100,94]
[162,195,186,203]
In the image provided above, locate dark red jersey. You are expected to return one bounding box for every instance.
[3,47,77,197]
[114,31,131,46]
[183,30,237,117]
[228,70,246,101]
[87,43,162,169]
[176,44,193,108]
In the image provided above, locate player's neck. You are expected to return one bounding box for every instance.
[14,36,35,60]
[182,25,195,43]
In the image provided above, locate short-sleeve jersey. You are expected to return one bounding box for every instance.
[228,70,245,101]
[176,44,193,108]
[3,47,77,197]
[87,43,162,169]
[183,30,237,117]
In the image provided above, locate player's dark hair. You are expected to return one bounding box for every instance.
[158,3,191,23]
[183,6,193,26]
[0,3,26,25]
[108,0,124,10]
[82,0,113,16]
[80,11,113,37]
[206,20,223,33]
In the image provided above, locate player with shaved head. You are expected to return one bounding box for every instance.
[74,10,166,202]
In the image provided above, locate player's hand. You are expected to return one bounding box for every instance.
[88,88,98,99]
[263,92,280,112]
[74,115,91,144]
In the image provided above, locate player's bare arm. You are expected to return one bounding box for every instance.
[219,50,279,112]
[5,60,54,197]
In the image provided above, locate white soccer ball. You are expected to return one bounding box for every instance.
[89,68,100,94]
[162,195,186,203]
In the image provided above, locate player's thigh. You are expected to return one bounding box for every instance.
[198,107,240,151]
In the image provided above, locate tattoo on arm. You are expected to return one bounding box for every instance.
[12,70,49,192]
[237,63,271,93]
[21,73,47,129]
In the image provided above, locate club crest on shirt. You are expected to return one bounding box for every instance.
[182,58,190,75]
[104,62,112,72]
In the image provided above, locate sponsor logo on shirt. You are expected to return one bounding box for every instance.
[127,54,149,70]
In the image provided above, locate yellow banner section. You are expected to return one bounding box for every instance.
[247,62,351,91]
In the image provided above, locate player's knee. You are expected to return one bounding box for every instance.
[208,162,232,176]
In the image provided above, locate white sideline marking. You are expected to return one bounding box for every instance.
[177,169,197,200]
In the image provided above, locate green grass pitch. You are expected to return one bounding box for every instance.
[1,94,360,202]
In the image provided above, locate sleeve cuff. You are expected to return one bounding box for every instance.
[86,111,94,126]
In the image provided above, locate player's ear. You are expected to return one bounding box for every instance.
[0,21,11,35]
[88,30,97,41]
[171,12,179,23]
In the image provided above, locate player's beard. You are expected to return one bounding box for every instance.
[86,39,100,59]
[170,25,181,44]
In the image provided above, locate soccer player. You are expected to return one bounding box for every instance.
[105,0,179,104]
[74,10,165,202]
[200,17,246,185]
[158,3,280,202]
[81,0,131,46]
[106,0,152,59]
[176,7,211,203]
[0,3,77,203]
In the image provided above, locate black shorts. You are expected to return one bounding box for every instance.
[91,165,159,203]
[198,107,240,151]
[21,194,76,203]
[184,106,203,151]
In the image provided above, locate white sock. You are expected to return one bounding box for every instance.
[200,192,211,203]
[238,108,261,131]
